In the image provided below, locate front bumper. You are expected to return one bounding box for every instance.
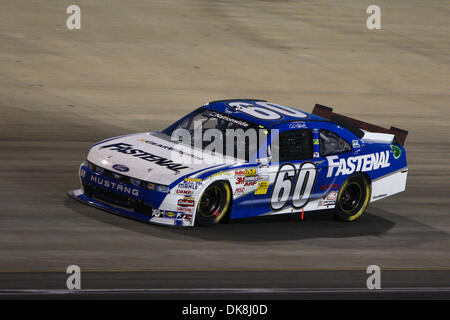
[68,163,194,227]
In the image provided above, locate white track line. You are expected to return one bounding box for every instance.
[1,287,449,295]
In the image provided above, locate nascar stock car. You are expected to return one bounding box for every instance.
[69,99,408,227]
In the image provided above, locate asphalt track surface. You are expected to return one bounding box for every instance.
[0,0,449,299]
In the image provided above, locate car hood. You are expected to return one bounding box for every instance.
[87,132,234,185]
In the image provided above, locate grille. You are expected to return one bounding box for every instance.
[86,160,148,188]
[84,184,153,215]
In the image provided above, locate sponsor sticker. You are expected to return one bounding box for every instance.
[326,191,337,201]
[289,121,307,129]
[318,199,335,208]
[327,151,390,177]
[177,179,202,190]
[204,110,249,128]
[313,139,319,145]
[318,191,337,207]
[164,211,177,219]
[390,145,401,159]
[255,181,269,195]
[245,168,257,177]
[151,208,165,217]
[236,176,245,185]
[152,207,192,221]
[177,206,193,213]
[175,189,193,196]
[245,175,258,182]
[101,142,189,173]
[182,214,192,221]
[177,197,195,207]
[352,140,361,148]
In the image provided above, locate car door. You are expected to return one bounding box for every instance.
[251,128,323,216]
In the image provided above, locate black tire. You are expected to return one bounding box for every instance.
[195,181,232,226]
[335,175,371,222]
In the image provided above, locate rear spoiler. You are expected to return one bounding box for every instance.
[312,104,408,146]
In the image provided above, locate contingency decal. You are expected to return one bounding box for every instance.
[175,178,203,196]
[151,208,190,222]
[254,181,269,195]
[317,191,337,208]
[177,197,195,219]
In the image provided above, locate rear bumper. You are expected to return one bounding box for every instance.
[370,168,408,202]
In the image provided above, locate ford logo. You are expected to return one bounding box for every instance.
[112,164,129,172]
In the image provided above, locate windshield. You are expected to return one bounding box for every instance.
[162,108,268,161]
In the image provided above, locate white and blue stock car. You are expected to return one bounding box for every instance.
[69,99,408,227]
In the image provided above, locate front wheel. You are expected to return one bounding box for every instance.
[195,181,231,226]
[335,175,371,222]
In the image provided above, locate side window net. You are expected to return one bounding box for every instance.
[319,129,352,156]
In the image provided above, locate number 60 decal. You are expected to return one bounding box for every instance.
[270,162,317,210]
[228,101,308,120]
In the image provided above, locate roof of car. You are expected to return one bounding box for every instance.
[205,99,326,128]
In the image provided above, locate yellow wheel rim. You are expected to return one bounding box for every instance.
[337,179,370,221]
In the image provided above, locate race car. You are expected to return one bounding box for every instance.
[68,99,408,227]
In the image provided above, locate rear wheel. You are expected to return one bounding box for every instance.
[195,181,231,226]
[335,175,371,222]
